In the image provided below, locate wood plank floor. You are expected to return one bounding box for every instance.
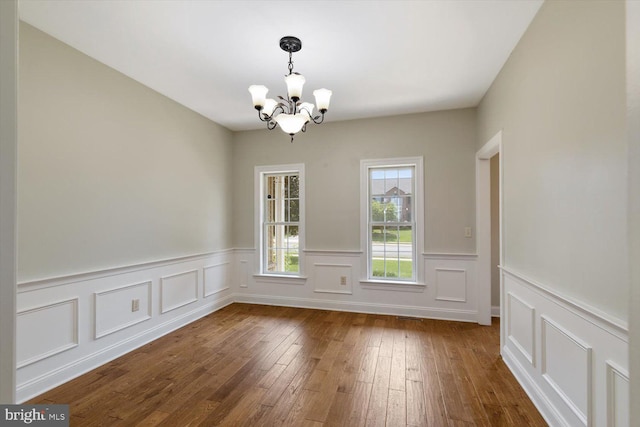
[30,303,547,426]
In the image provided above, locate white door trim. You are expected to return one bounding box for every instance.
[476,131,502,328]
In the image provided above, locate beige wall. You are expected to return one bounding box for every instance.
[490,154,499,308]
[477,1,627,319]
[627,0,640,423]
[18,24,234,282]
[232,109,477,253]
[0,0,17,404]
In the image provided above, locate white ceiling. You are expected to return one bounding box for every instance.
[19,0,543,131]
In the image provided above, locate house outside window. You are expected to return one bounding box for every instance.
[361,157,423,283]
[255,164,305,276]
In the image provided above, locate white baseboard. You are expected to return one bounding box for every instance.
[234,293,478,322]
[491,305,500,317]
[502,345,567,426]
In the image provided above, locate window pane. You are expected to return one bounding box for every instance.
[398,226,412,245]
[285,225,298,273]
[289,200,299,222]
[284,176,290,198]
[266,199,275,222]
[371,225,385,243]
[266,176,277,200]
[370,170,385,196]
[399,260,413,278]
[399,196,412,222]
[285,252,299,273]
[266,224,287,272]
[282,200,291,222]
[384,169,399,194]
[285,225,298,238]
[370,199,399,222]
[266,249,287,273]
[289,175,299,198]
[398,168,413,195]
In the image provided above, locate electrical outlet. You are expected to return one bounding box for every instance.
[340,276,347,286]
[464,227,472,238]
[132,299,140,312]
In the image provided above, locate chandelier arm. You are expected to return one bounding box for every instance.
[257,109,269,122]
[259,104,287,122]
[275,103,287,116]
[309,112,326,125]
[277,96,295,115]
[267,120,278,130]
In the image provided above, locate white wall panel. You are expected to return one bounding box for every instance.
[94,281,151,339]
[434,268,467,302]
[607,362,629,427]
[203,262,230,297]
[239,260,249,288]
[313,263,352,294]
[17,299,78,368]
[507,292,535,365]
[160,270,198,313]
[541,316,592,425]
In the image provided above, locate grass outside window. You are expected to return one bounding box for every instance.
[372,259,413,279]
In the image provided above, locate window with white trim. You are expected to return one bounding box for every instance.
[361,157,423,282]
[256,164,305,276]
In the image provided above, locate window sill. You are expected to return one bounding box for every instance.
[253,274,307,286]
[359,279,426,293]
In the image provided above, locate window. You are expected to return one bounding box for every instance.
[361,157,423,282]
[255,164,305,276]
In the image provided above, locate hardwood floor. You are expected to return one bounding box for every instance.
[30,303,547,426]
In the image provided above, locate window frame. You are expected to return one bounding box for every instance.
[254,163,305,277]
[360,157,424,285]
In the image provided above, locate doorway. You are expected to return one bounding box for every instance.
[476,131,502,336]
[490,154,500,319]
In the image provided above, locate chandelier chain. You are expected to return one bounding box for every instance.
[287,51,294,76]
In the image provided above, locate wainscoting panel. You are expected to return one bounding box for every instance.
[501,268,628,427]
[507,292,535,365]
[16,250,234,403]
[434,268,467,302]
[94,281,152,339]
[160,270,198,313]
[203,262,231,298]
[17,299,78,368]
[541,316,592,426]
[235,249,256,289]
[607,361,630,427]
[313,263,353,294]
[239,260,249,288]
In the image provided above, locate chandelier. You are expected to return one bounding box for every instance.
[248,36,332,142]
